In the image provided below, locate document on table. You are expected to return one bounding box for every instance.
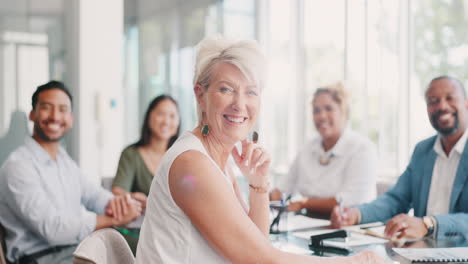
[293,229,388,247]
[346,223,410,243]
[275,214,330,232]
[323,232,388,247]
[272,241,312,255]
[362,225,386,238]
[392,247,468,262]
[346,224,387,239]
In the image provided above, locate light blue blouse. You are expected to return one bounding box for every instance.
[0,137,113,262]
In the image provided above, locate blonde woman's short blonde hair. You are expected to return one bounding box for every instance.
[193,36,266,124]
[312,81,349,118]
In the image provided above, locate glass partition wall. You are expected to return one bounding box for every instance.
[125,0,468,185]
[0,0,65,165]
[2,0,467,183]
[124,0,257,140]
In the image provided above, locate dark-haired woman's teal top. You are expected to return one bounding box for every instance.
[112,146,154,195]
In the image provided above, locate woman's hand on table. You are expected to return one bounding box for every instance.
[106,194,142,224]
[130,192,148,209]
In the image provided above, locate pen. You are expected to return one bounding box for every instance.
[270,194,292,233]
[359,223,385,230]
[269,206,286,233]
[281,193,292,206]
[336,195,344,217]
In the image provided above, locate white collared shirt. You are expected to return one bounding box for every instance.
[0,137,113,262]
[427,128,468,216]
[276,129,378,206]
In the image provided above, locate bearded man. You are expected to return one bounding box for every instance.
[331,76,468,241]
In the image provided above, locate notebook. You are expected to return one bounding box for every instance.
[271,214,331,232]
[344,222,407,243]
[393,247,468,263]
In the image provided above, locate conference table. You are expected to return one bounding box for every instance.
[268,222,468,263]
[116,211,468,263]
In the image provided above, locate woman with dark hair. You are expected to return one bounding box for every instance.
[112,95,180,209]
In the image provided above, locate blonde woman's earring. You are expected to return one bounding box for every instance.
[252,131,259,143]
[201,124,209,137]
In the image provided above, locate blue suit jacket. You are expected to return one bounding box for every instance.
[358,135,468,239]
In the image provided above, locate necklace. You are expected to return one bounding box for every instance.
[319,153,334,166]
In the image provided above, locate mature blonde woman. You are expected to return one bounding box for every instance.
[271,83,377,215]
[136,38,384,263]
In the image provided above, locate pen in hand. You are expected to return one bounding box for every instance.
[270,193,292,233]
[336,194,347,226]
[281,193,292,206]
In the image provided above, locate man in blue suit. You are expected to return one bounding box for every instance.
[331,76,468,240]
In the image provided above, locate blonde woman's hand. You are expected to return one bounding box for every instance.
[232,139,271,190]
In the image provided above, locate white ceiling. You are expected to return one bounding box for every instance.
[0,0,63,16]
[0,0,63,33]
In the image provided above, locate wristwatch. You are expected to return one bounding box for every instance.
[423,216,435,237]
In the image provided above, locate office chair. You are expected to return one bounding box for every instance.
[73,228,135,264]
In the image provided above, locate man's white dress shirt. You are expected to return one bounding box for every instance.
[427,128,468,216]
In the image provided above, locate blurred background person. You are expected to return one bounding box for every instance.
[330,76,468,241]
[270,82,378,216]
[0,81,140,264]
[112,95,180,209]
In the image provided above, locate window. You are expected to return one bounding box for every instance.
[124,0,468,184]
[124,0,257,144]
[263,0,468,184]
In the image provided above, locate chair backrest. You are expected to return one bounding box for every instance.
[0,223,7,264]
[73,228,135,264]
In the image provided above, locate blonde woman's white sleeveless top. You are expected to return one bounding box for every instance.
[136,131,232,264]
